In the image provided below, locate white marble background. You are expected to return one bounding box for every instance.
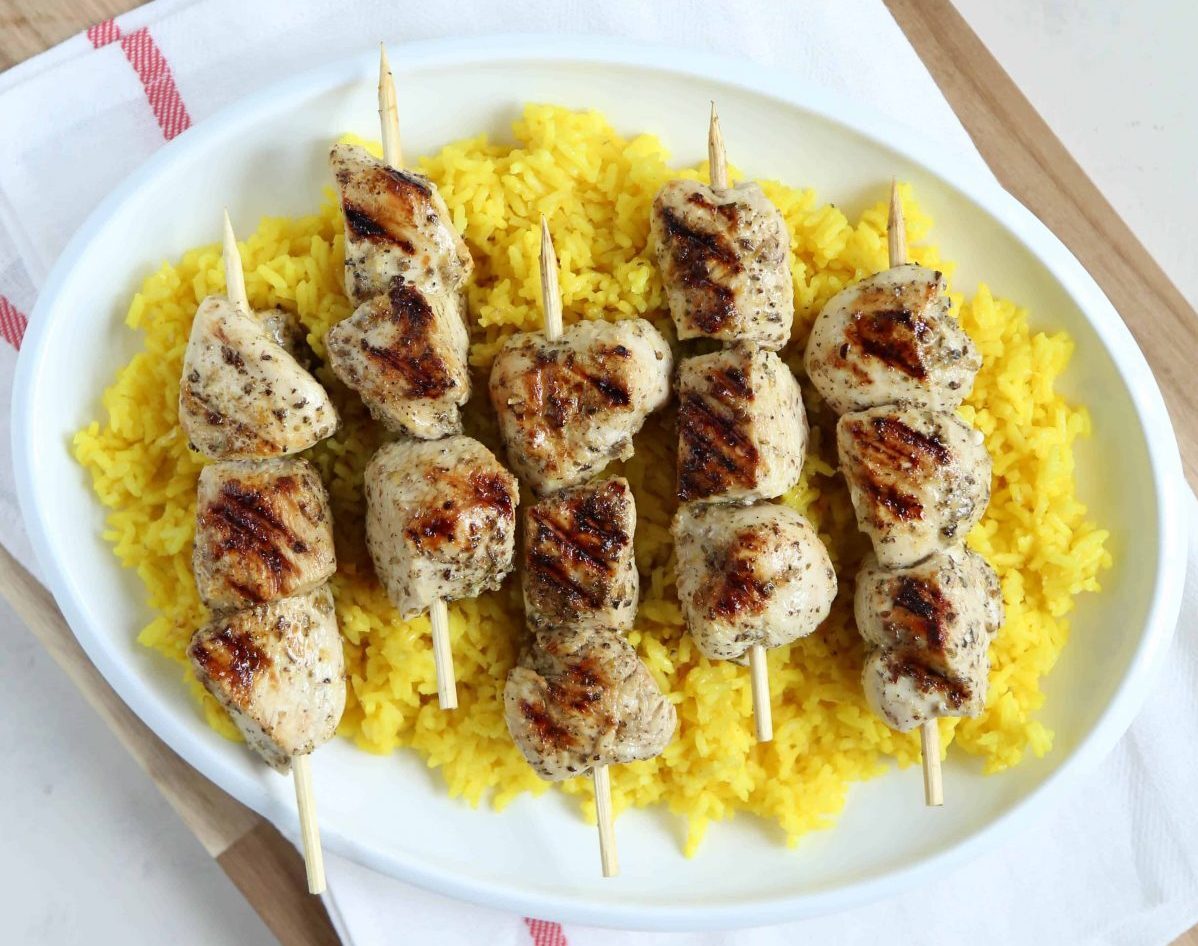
[2,0,1195,942]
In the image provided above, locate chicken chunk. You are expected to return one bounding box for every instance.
[488,318,672,496]
[804,264,980,415]
[187,585,346,772]
[326,280,470,439]
[523,477,638,633]
[856,545,1003,732]
[364,436,519,617]
[179,295,338,459]
[651,179,793,349]
[837,406,991,569]
[193,458,336,613]
[504,626,676,781]
[672,503,837,662]
[676,344,807,504]
[330,142,472,306]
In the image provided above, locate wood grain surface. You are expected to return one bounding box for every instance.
[1,1,1195,944]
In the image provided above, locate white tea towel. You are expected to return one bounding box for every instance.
[0,1,1193,944]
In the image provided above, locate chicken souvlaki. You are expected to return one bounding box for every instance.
[180,240,346,775]
[652,107,837,741]
[328,106,517,711]
[804,197,1003,739]
[493,221,676,842]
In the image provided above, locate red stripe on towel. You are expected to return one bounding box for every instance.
[118,28,192,140]
[86,18,121,48]
[523,918,569,946]
[87,19,192,140]
[0,296,29,349]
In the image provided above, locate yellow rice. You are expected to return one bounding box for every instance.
[73,105,1111,854]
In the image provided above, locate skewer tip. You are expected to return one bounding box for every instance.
[707,101,728,189]
[221,209,250,314]
[539,214,554,263]
[887,178,908,269]
[539,217,563,341]
[377,42,402,169]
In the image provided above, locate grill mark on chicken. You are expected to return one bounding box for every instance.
[543,654,611,726]
[891,577,953,651]
[842,415,955,523]
[469,470,515,517]
[181,386,277,453]
[658,206,742,334]
[685,191,741,225]
[561,350,633,406]
[709,529,773,619]
[527,483,630,609]
[888,656,971,710]
[709,366,753,401]
[518,699,577,750]
[528,349,634,434]
[189,626,271,698]
[201,478,309,600]
[344,204,419,253]
[844,308,930,381]
[677,377,760,501]
[343,204,390,242]
[337,163,432,250]
[404,469,515,554]
[517,655,614,753]
[358,282,456,399]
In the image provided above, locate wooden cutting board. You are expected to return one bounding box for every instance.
[2,1,1195,943]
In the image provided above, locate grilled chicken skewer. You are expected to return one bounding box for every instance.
[331,45,480,708]
[668,103,809,742]
[183,214,343,893]
[324,50,472,442]
[807,183,995,806]
[500,220,679,877]
[650,103,794,350]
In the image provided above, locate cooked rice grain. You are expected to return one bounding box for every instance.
[74,105,1111,854]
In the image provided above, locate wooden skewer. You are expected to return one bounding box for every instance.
[748,646,773,743]
[539,216,564,340]
[377,43,457,709]
[378,44,403,170]
[292,754,326,893]
[221,213,329,888]
[887,178,908,271]
[708,102,773,743]
[428,598,457,709]
[919,718,944,808]
[540,214,617,877]
[708,101,728,190]
[887,178,943,807]
[222,209,249,315]
[592,758,618,878]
